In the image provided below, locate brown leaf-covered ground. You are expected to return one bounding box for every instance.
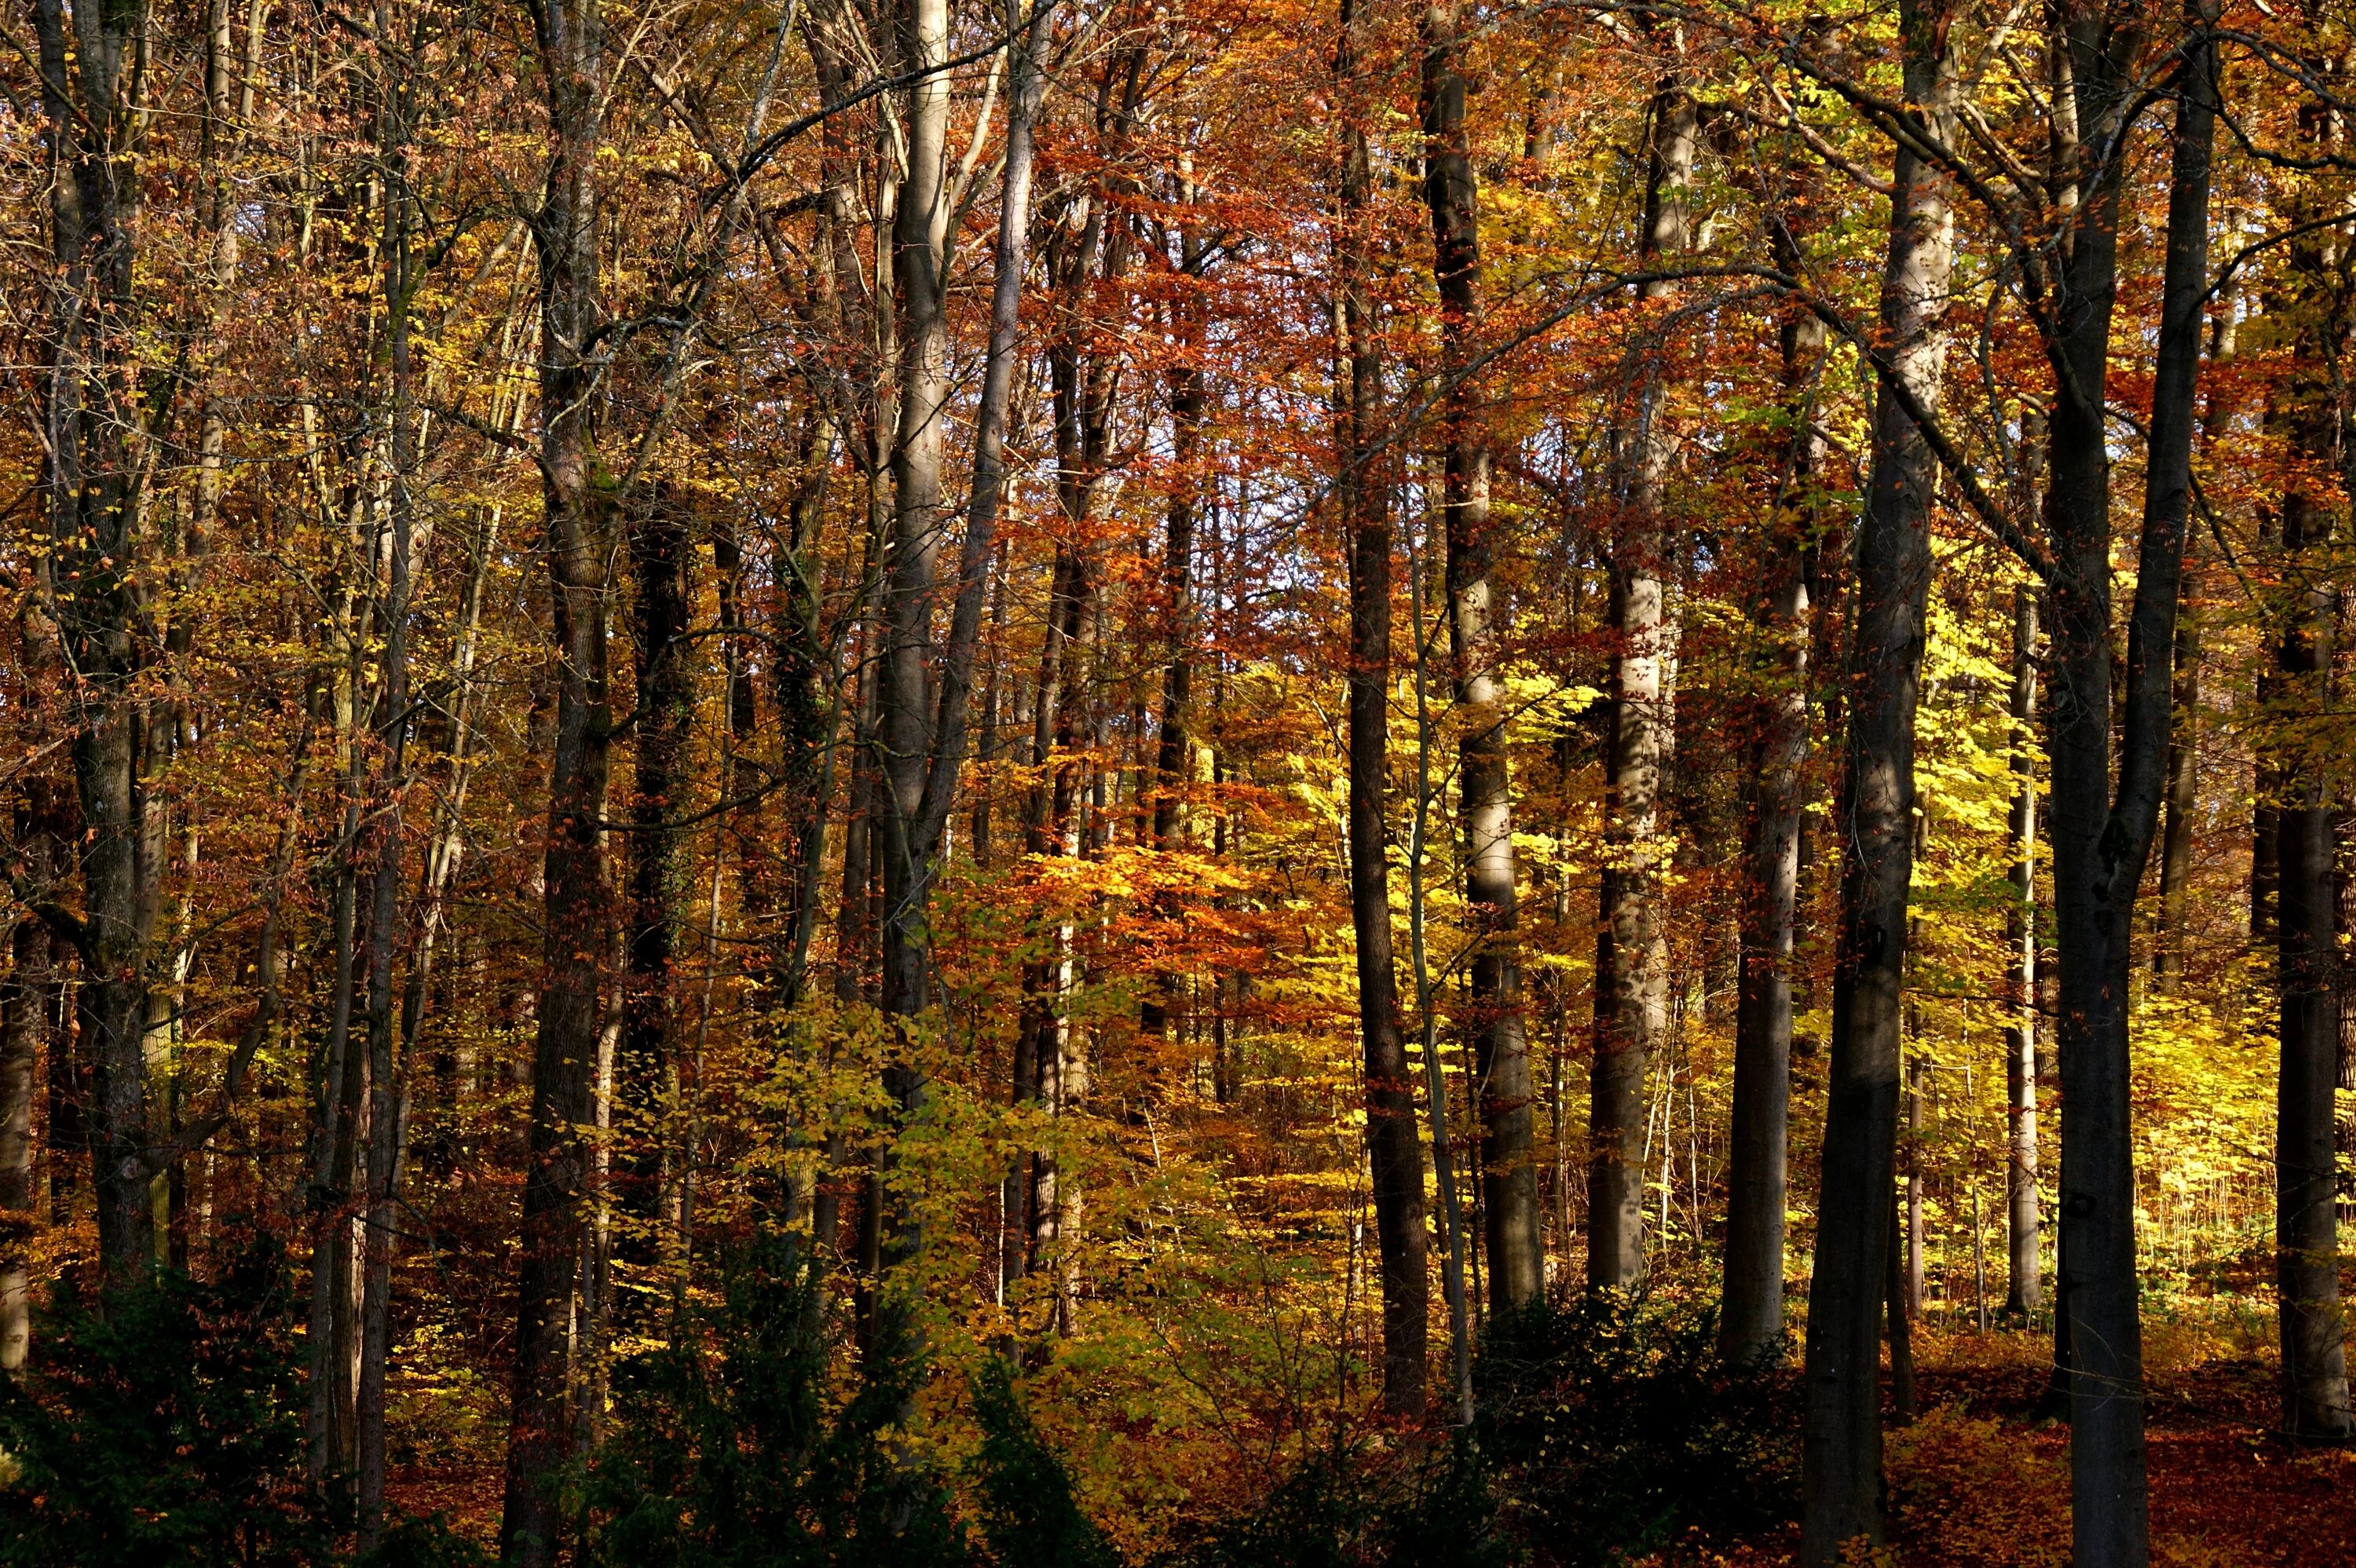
[392,1308,2354,1563]
[1871,1314,2352,1566]
[1636,1310,2354,1567]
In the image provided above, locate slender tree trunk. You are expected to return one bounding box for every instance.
[2006,590,2043,1316]
[2274,482,2351,1440]
[1139,340,1203,1046]
[1721,227,1820,1367]
[1408,477,1477,1427]
[0,780,68,1369]
[620,484,697,1297]
[1906,1054,1926,1320]
[1341,0,1429,1416]
[876,0,953,1030]
[310,650,369,1485]
[1886,1191,1916,1425]
[1591,71,1692,1293]
[501,0,612,1555]
[1422,0,1539,1310]
[2153,608,2199,989]
[2255,800,2283,937]
[356,157,420,1539]
[1797,4,1955,1555]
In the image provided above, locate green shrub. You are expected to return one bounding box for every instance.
[0,1246,335,1567]
[967,1358,1117,1568]
[578,1228,964,1566]
[1475,1296,1799,1565]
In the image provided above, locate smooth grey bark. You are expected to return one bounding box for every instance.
[2274,487,2351,1441]
[875,0,955,1029]
[869,0,1051,1344]
[2005,589,2042,1316]
[1421,0,1540,1310]
[1797,2,1955,1557]
[1721,225,1820,1368]
[2153,607,2199,989]
[1591,75,1692,1293]
[1342,0,1429,1416]
[2040,13,2214,1558]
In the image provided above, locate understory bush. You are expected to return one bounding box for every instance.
[0,1245,334,1566]
[578,1224,1117,1568]
[1474,1294,1802,1564]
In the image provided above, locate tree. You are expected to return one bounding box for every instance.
[1593,53,1692,1296]
[1342,0,1430,1419]
[1798,0,1957,1554]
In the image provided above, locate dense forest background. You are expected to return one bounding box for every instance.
[2,0,2353,1560]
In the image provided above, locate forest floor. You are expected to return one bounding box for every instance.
[386,1299,2355,1564]
[1684,1302,2356,1567]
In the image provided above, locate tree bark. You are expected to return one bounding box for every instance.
[1139,334,1204,1047]
[2272,432,2351,1438]
[2153,608,2199,990]
[1422,0,1540,1311]
[2005,589,2043,1316]
[1797,2,1955,1555]
[356,155,421,1540]
[876,0,955,1029]
[2040,12,2213,1557]
[31,0,159,1288]
[1591,71,1692,1294]
[1342,0,1429,1417]
[0,780,69,1369]
[620,482,697,1297]
[501,0,612,1555]
[1721,222,1820,1367]
[2276,566,2350,1436]
[871,0,1052,1343]
[309,635,369,1483]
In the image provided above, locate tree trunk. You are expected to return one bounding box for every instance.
[356,187,420,1542]
[1422,0,1539,1310]
[309,654,369,1486]
[31,0,159,1289]
[1342,0,1429,1417]
[873,0,1052,1347]
[2153,609,2199,990]
[1139,339,1204,1047]
[2273,457,2351,1438]
[2041,14,2213,1558]
[1886,1190,1917,1426]
[0,780,69,1369]
[621,483,698,1299]
[2005,589,2043,1316]
[1590,71,1692,1293]
[1906,1054,1926,1321]
[501,0,612,1555]
[1721,226,1820,1367]
[1797,3,1955,1555]
[876,0,953,1029]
